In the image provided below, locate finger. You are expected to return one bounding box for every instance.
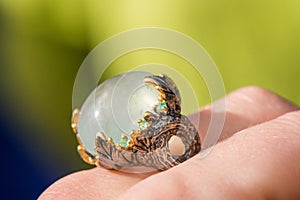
[189,86,298,144]
[39,86,299,199]
[38,167,154,200]
[121,110,300,200]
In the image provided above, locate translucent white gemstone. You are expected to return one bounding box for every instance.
[77,71,160,156]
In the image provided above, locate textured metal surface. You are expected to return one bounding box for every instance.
[95,74,201,171]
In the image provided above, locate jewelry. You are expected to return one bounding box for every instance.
[71,71,201,172]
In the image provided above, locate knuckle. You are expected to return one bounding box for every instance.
[235,86,275,103]
[278,110,300,130]
[232,86,298,111]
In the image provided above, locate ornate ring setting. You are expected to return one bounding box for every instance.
[71,71,201,173]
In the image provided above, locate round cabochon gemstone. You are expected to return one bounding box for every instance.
[74,71,201,173]
[77,71,160,156]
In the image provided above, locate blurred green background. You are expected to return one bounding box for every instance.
[0,0,299,199]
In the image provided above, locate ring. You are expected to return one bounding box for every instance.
[71,71,201,173]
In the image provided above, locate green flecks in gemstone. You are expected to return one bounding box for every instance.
[139,119,148,130]
[156,101,168,111]
[119,136,130,148]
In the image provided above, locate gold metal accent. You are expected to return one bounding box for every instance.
[130,130,140,144]
[158,96,164,102]
[143,78,156,86]
[108,137,114,145]
[138,118,150,130]
[156,88,166,100]
[97,132,107,140]
[144,77,166,101]
[71,107,136,165]
[138,119,147,125]
[77,144,97,165]
[71,108,97,165]
[160,107,168,114]
[128,140,134,146]
[143,111,152,118]
[71,108,80,134]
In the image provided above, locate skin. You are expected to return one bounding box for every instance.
[39,86,300,200]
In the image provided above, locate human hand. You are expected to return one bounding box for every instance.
[39,86,300,200]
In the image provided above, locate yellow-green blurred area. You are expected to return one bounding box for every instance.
[0,0,299,198]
